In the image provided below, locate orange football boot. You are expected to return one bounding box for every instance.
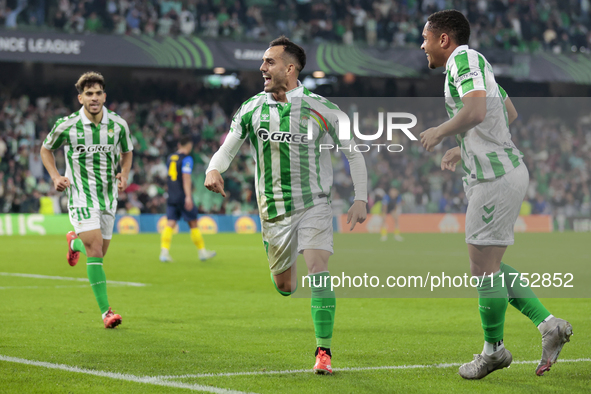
[66,231,80,267]
[313,349,333,375]
[103,307,122,329]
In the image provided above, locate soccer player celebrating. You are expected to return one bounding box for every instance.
[204,36,368,374]
[380,187,403,242]
[40,72,133,329]
[419,10,572,379]
[160,135,216,262]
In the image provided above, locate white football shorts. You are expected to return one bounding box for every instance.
[68,206,116,240]
[261,202,334,275]
[464,164,529,246]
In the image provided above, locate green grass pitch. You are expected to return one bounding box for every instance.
[1,232,589,393]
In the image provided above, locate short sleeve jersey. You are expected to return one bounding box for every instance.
[444,45,523,183]
[43,107,133,210]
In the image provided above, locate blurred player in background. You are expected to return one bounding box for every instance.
[420,10,572,379]
[160,135,216,263]
[40,71,133,329]
[205,36,368,374]
[380,187,403,242]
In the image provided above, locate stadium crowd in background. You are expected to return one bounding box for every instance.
[1,0,591,53]
[1,90,589,227]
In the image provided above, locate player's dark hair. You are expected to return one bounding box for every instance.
[75,71,105,94]
[269,36,306,72]
[427,10,470,46]
[179,135,193,146]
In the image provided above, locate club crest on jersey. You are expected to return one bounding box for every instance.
[107,129,115,138]
[74,144,115,153]
[77,132,84,138]
[261,113,270,120]
[256,128,308,144]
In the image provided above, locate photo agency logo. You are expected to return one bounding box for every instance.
[294,97,419,153]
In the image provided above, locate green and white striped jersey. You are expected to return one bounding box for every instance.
[43,107,133,210]
[225,84,352,220]
[444,45,523,182]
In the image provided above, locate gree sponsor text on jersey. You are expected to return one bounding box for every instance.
[74,145,116,153]
[256,129,309,144]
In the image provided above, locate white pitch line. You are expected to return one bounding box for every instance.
[0,283,133,290]
[0,285,90,290]
[0,355,254,394]
[155,358,591,379]
[0,272,147,287]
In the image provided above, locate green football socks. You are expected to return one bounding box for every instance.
[271,271,291,297]
[309,272,336,349]
[87,257,109,315]
[72,238,87,255]
[477,271,508,343]
[500,262,551,326]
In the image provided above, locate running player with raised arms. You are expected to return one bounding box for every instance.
[160,135,216,262]
[40,71,133,329]
[419,10,572,379]
[205,36,368,374]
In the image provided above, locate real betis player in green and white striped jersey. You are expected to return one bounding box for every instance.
[40,71,133,329]
[43,103,133,211]
[205,37,368,375]
[419,10,572,380]
[208,86,358,221]
[441,46,524,182]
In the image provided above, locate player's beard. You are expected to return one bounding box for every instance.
[264,77,277,93]
[85,102,102,115]
[265,73,287,94]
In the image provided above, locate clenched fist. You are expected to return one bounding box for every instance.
[52,176,70,192]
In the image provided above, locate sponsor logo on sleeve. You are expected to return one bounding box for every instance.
[456,70,481,84]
